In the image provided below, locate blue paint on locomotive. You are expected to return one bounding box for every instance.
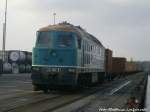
[32,31,80,87]
[31,24,105,90]
[32,31,78,66]
[33,48,77,66]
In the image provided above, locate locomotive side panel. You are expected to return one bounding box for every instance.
[80,39,105,72]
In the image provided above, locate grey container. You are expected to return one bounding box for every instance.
[26,52,32,64]
[3,62,12,73]
[12,63,19,74]
[8,51,26,63]
[19,64,26,73]
[25,64,31,73]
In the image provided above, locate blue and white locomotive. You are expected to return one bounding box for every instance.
[31,22,105,92]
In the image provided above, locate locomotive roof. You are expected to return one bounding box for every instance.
[39,22,104,46]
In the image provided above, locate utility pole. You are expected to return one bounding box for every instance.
[53,12,56,25]
[2,0,7,62]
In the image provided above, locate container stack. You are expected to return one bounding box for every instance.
[0,50,32,74]
[3,62,12,73]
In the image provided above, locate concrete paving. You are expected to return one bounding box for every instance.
[0,73,33,95]
[0,73,147,112]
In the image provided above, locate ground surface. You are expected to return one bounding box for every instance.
[0,73,147,112]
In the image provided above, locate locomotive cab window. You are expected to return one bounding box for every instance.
[36,32,52,46]
[78,38,81,49]
[57,34,73,47]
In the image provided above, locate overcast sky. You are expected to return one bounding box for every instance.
[0,0,150,61]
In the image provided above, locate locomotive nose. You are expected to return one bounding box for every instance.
[33,48,76,66]
[49,49,58,57]
[48,50,64,64]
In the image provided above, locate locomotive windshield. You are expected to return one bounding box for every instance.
[36,31,75,48]
[57,34,73,47]
[37,32,52,46]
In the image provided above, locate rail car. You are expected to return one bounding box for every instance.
[112,57,139,76]
[31,22,105,92]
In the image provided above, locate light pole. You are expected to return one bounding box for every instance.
[53,12,56,25]
[2,0,7,62]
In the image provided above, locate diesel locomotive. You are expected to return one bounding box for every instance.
[31,22,105,92]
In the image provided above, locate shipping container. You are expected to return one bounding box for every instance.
[8,50,26,63]
[26,52,32,64]
[0,50,31,63]
[3,62,12,73]
[25,64,31,73]
[19,64,26,73]
[12,63,19,74]
[112,57,126,74]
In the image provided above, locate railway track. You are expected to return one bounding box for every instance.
[43,75,141,112]
[0,81,115,112]
[0,91,36,100]
[72,72,147,112]
[3,87,105,112]
[0,92,60,112]
[0,72,146,112]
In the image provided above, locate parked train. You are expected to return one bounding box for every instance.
[31,22,140,92]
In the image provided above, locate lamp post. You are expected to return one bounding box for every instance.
[2,0,7,62]
[53,12,56,25]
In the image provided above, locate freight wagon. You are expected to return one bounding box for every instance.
[105,49,113,80]
[125,62,137,73]
[112,57,126,77]
[111,57,139,77]
[32,22,105,92]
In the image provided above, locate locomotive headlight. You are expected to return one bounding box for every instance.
[49,49,56,57]
[52,52,56,56]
